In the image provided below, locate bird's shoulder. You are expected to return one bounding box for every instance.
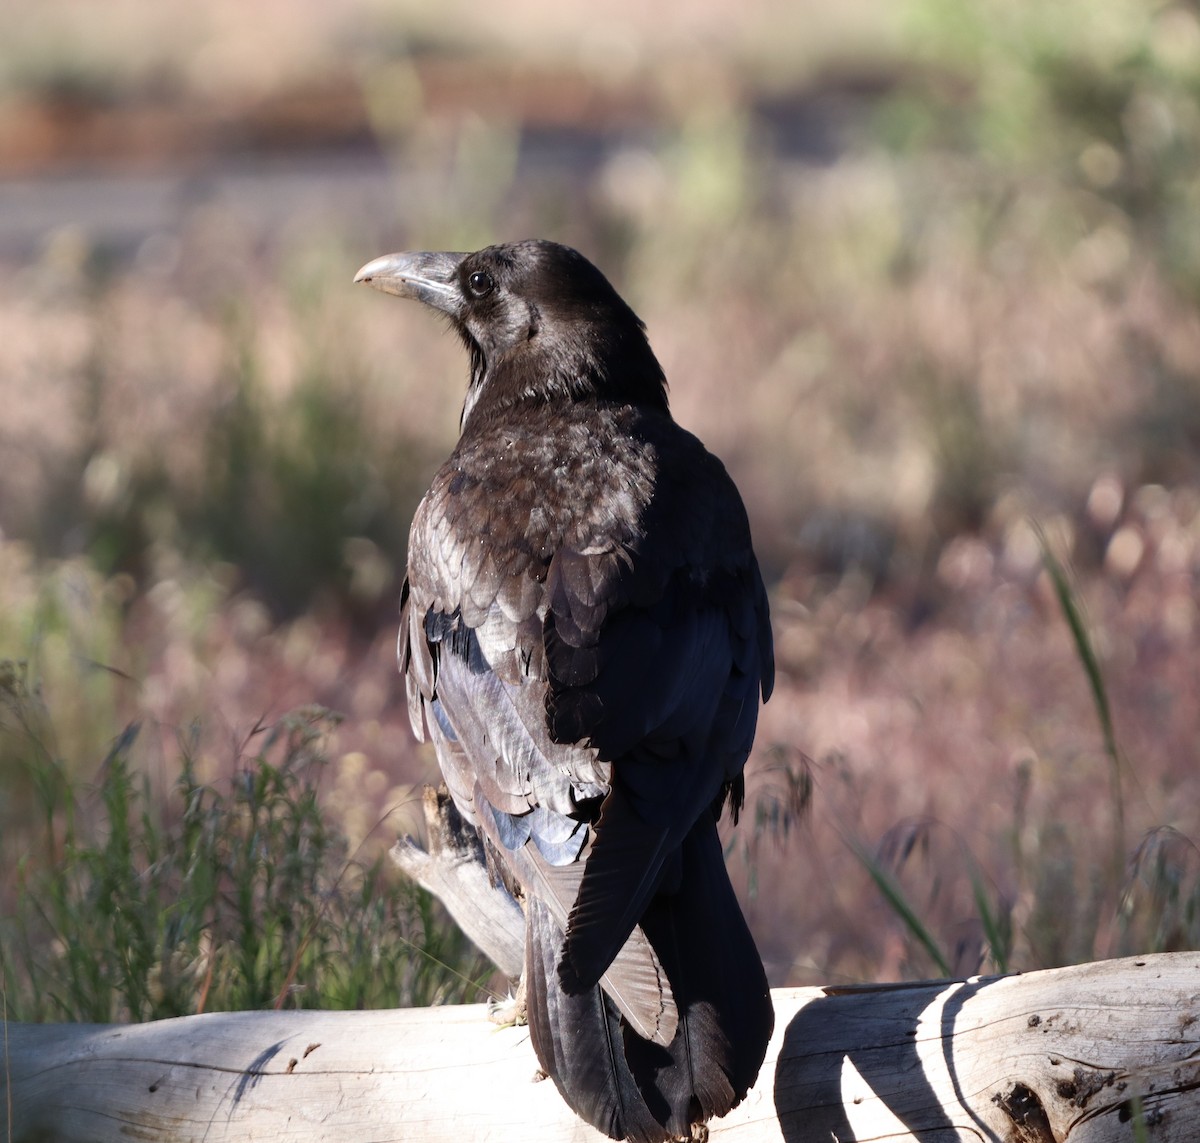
[409,401,753,614]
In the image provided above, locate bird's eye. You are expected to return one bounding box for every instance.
[467,270,495,298]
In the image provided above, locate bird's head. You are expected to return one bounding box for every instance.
[355,240,668,429]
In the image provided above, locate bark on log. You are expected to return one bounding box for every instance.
[4,953,1198,1142]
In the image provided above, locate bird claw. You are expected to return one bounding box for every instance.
[487,977,528,1028]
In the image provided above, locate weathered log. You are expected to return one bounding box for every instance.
[3,952,1198,1141]
[389,784,525,978]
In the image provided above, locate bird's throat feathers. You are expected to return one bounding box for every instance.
[458,313,669,432]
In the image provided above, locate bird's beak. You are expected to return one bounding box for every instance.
[354,251,468,317]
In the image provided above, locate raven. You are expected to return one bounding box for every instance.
[356,240,774,1141]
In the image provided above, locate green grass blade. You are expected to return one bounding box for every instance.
[1035,523,1126,880]
[848,836,953,978]
[967,861,1010,974]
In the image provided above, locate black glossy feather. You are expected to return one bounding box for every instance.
[372,239,774,1142]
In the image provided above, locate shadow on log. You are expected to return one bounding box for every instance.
[772,955,1200,1140]
[4,952,1199,1141]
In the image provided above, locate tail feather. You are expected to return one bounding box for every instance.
[524,820,773,1143]
[525,896,664,1143]
[475,784,678,1045]
[624,822,772,1134]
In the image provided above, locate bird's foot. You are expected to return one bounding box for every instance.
[488,976,527,1027]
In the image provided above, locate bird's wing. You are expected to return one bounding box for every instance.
[401,412,772,1019]
[543,460,773,989]
[406,571,678,1044]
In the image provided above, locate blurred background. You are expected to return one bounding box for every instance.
[3,0,1200,1020]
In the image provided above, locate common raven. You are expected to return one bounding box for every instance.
[356,240,774,1141]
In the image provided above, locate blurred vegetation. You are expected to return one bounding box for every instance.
[0,663,489,1021]
[2,0,1200,1002]
[193,303,424,619]
[833,542,1200,979]
[14,243,433,625]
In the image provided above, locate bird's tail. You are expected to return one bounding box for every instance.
[524,822,773,1143]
